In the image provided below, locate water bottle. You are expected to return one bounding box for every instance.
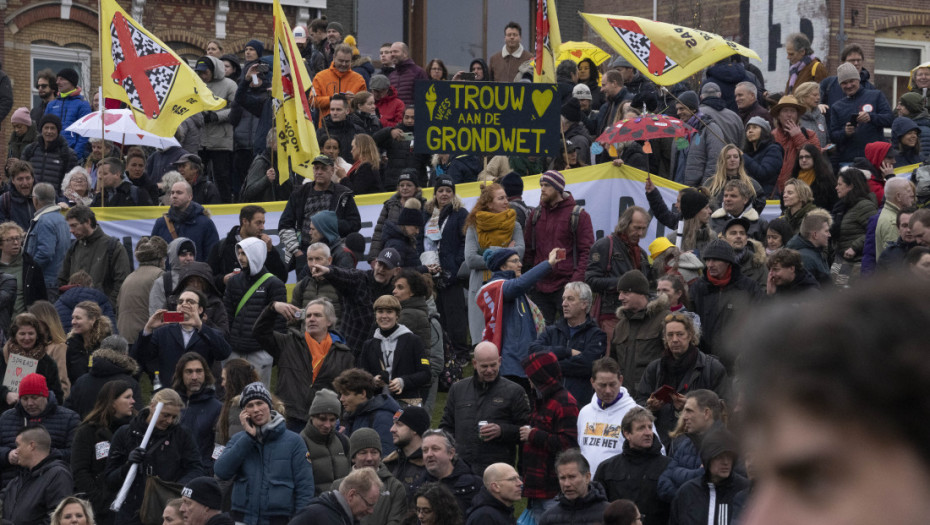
[152,371,163,391]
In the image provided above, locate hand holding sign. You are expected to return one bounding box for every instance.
[2,354,38,393]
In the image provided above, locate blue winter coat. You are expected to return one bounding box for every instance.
[529,316,607,403]
[703,61,760,112]
[381,220,423,270]
[657,432,704,502]
[44,90,92,158]
[828,86,894,163]
[132,323,231,384]
[214,413,315,525]
[25,205,71,289]
[56,286,117,332]
[743,140,785,196]
[487,261,552,378]
[151,202,220,263]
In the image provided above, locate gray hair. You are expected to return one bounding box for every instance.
[786,32,813,55]
[307,242,332,258]
[61,167,90,194]
[556,59,578,78]
[307,298,338,327]
[339,467,383,497]
[99,335,130,354]
[734,81,757,97]
[422,429,456,452]
[564,281,593,313]
[159,171,185,193]
[32,183,57,206]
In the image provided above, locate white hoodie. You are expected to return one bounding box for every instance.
[237,237,267,276]
[576,386,642,474]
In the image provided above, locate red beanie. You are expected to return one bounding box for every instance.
[18,373,49,398]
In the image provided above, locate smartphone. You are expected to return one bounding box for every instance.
[255,63,270,73]
[163,312,184,323]
[848,115,859,126]
[652,385,677,403]
[460,72,476,81]
[557,248,566,259]
[401,132,414,141]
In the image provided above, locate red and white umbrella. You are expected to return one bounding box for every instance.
[65,109,180,149]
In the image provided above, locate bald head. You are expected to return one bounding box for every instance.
[390,42,409,62]
[483,462,522,504]
[473,342,502,383]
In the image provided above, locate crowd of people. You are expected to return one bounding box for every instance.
[0,14,928,525]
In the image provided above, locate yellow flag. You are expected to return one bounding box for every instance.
[533,0,562,83]
[580,14,760,86]
[100,0,225,137]
[272,0,320,182]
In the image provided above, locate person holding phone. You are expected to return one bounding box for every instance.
[133,289,231,387]
[214,382,315,525]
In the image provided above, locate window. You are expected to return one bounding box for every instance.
[357,0,404,60]
[31,44,92,110]
[874,40,930,105]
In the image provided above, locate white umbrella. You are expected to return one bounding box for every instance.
[65,109,180,149]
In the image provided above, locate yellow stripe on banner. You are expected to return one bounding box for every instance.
[895,163,920,176]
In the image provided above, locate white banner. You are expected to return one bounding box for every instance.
[92,165,782,283]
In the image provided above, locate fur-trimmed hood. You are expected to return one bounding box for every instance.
[90,348,140,376]
[711,206,760,222]
[615,291,670,320]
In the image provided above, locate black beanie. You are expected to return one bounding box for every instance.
[38,114,62,133]
[679,189,710,220]
[500,171,523,197]
[561,97,582,123]
[57,68,79,87]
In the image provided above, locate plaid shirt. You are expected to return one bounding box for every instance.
[520,351,580,499]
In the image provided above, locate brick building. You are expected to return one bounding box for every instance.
[3,0,927,159]
[582,0,930,103]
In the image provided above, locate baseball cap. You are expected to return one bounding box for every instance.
[572,84,593,101]
[293,25,308,44]
[376,248,401,269]
[171,153,203,167]
[311,155,334,167]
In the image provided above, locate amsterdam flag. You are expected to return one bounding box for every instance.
[272,0,319,181]
[533,0,562,83]
[100,0,225,137]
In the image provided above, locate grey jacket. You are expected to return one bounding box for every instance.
[200,56,238,151]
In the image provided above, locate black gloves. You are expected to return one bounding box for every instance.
[127,447,146,465]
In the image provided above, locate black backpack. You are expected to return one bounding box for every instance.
[434,314,462,392]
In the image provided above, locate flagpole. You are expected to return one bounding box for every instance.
[99,86,106,207]
[660,87,728,146]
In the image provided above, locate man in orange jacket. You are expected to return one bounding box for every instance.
[312,44,367,119]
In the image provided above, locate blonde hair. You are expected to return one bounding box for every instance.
[51,497,96,525]
[783,178,814,207]
[793,82,820,110]
[352,134,380,170]
[706,144,756,199]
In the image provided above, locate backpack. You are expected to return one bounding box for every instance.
[434,314,461,392]
[528,204,584,265]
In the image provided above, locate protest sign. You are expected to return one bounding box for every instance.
[414,80,561,156]
[2,354,38,392]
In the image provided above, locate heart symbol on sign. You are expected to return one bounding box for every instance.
[532,89,553,117]
[15,367,22,376]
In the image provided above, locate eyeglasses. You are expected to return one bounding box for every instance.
[357,492,377,510]
[499,475,522,483]
[2,237,23,244]
[415,507,433,515]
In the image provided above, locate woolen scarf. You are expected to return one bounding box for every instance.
[476,209,517,280]
[706,265,733,287]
